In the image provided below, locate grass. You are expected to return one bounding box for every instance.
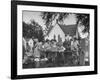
[23,51,89,69]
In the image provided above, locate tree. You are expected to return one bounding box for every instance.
[23,20,44,42]
[41,12,89,33]
[76,14,89,33]
[41,12,69,28]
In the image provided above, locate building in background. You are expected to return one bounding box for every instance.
[45,22,77,42]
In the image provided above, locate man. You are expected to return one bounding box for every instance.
[49,39,57,64]
[71,36,80,65]
[65,34,72,41]
[22,37,27,64]
[22,38,32,64]
[57,35,63,47]
[43,39,51,50]
[63,34,72,51]
[23,37,34,65]
[71,37,79,55]
[23,37,27,50]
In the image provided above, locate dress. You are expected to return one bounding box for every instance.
[33,43,41,58]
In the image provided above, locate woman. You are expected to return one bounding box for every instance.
[33,40,43,68]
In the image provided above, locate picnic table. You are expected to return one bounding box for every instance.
[40,46,65,64]
[24,44,85,68]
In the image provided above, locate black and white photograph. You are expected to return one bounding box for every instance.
[11,1,97,79]
[22,11,90,69]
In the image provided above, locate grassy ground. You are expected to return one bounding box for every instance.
[23,52,89,69]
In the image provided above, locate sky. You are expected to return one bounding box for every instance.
[23,11,46,30]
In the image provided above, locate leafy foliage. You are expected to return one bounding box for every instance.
[41,12,89,33]
[76,14,89,33]
[23,20,44,42]
[41,12,69,28]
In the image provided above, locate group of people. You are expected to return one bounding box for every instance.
[22,34,84,68]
